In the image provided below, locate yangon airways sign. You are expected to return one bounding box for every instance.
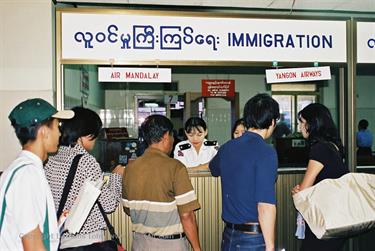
[265,66,331,83]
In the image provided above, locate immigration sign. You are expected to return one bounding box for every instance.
[60,11,347,63]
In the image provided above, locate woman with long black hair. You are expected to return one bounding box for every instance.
[292,103,349,251]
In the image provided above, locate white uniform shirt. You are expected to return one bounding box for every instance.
[0,151,59,251]
[173,139,219,168]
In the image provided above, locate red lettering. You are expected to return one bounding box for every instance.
[111,72,120,79]
[301,70,323,78]
[276,72,296,79]
[125,72,132,78]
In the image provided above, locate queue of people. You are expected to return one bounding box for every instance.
[0,94,352,251]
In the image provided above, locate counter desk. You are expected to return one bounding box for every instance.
[106,169,307,251]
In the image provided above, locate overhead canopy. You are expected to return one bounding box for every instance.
[56,0,375,13]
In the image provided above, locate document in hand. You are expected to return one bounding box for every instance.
[64,178,104,234]
[293,173,375,239]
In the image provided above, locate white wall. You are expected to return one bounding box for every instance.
[0,0,54,170]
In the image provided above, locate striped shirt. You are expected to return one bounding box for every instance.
[122,147,200,236]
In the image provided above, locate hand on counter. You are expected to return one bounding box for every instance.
[189,163,209,172]
[112,164,125,176]
[292,184,301,195]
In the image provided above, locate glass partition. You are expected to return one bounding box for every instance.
[271,74,340,167]
[62,65,342,169]
[356,66,375,166]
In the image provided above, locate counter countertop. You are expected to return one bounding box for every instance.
[187,167,308,177]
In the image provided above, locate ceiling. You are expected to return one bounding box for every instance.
[57,0,375,13]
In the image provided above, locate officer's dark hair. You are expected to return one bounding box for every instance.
[11,118,55,146]
[60,107,103,146]
[298,103,344,156]
[141,115,174,145]
[185,117,207,133]
[358,119,369,130]
[243,93,280,129]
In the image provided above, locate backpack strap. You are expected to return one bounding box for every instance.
[56,154,83,219]
[43,201,50,251]
[0,164,27,233]
[0,164,52,250]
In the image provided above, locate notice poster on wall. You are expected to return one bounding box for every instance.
[201,79,235,97]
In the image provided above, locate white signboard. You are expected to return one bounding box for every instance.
[357,22,375,63]
[61,12,347,63]
[266,66,331,83]
[98,67,171,82]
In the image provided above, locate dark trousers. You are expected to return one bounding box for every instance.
[357,147,372,156]
[300,225,347,251]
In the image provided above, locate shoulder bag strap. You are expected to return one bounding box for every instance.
[0,164,27,234]
[56,154,83,219]
[97,201,122,246]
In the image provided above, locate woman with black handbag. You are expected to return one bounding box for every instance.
[45,107,124,250]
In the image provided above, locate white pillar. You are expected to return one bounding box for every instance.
[0,0,54,169]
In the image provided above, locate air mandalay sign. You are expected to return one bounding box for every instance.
[265,66,331,83]
[98,67,171,82]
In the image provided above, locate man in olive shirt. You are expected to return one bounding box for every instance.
[122,115,201,251]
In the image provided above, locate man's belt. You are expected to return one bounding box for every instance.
[225,221,262,234]
[144,232,186,240]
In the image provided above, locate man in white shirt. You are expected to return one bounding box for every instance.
[0,98,74,251]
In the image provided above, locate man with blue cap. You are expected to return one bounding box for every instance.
[0,98,74,251]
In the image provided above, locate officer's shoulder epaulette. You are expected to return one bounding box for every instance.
[204,140,217,146]
[179,143,191,150]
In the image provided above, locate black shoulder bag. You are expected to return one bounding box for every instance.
[57,154,125,251]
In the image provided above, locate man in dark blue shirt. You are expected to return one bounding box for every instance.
[209,93,279,251]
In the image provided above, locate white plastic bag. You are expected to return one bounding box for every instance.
[293,173,375,239]
[64,178,104,234]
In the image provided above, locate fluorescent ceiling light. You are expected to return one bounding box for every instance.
[144,103,159,107]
